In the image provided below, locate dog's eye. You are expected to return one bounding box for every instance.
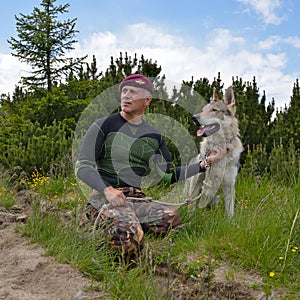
[212,108,219,112]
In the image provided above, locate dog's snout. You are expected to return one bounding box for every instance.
[192,115,200,126]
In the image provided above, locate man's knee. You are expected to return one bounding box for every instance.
[99,204,145,253]
[145,206,181,234]
[106,219,144,252]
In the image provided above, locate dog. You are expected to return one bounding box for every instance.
[185,87,243,217]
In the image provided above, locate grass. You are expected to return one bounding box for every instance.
[0,169,17,209]
[0,186,16,209]
[177,175,300,293]
[1,169,299,299]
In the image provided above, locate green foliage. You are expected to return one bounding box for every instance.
[241,139,300,181]
[0,185,17,209]
[0,119,72,176]
[232,76,275,154]
[0,168,17,208]
[269,79,300,151]
[26,170,77,205]
[192,72,224,101]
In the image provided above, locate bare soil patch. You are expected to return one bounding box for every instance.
[0,222,109,300]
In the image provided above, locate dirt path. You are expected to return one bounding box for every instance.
[0,222,110,300]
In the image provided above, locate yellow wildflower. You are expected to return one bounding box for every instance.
[269,271,275,277]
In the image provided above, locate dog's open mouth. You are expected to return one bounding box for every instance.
[196,122,220,137]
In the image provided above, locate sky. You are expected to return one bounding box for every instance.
[0,0,299,109]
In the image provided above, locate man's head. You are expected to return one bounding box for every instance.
[119,74,154,121]
[119,74,153,95]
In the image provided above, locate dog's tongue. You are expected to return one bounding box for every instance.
[197,123,220,137]
[197,127,207,137]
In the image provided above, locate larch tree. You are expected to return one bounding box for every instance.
[8,0,86,92]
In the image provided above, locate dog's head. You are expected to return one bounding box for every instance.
[192,87,236,137]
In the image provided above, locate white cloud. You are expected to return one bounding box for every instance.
[258,35,300,50]
[125,23,183,48]
[205,28,245,52]
[236,0,284,25]
[284,36,300,48]
[257,35,282,50]
[0,54,30,96]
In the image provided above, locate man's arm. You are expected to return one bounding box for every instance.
[75,121,127,206]
[75,123,110,195]
[157,138,227,184]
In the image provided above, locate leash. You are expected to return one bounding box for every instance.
[125,193,202,207]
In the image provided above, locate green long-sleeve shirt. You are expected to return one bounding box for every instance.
[75,112,201,195]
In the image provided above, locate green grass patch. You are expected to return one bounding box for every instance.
[1,172,299,298]
[0,185,17,209]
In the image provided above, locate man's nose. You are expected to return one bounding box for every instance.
[122,90,132,98]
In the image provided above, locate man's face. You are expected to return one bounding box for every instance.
[120,85,151,115]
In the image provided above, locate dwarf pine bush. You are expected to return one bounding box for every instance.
[0,120,72,177]
[241,138,299,183]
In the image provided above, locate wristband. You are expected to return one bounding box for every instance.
[203,155,210,170]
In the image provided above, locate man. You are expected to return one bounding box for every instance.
[75,74,225,252]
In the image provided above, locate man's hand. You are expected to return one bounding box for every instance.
[207,144,227,165]
[103,186,127,207]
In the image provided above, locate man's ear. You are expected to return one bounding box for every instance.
[145,96,152,106]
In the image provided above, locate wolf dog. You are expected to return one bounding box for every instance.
[185,87,243,217]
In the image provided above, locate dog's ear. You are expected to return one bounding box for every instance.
[212,88,220,101]
[224,87,236,114]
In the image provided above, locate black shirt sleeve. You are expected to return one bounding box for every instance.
[75,122,110,196]
[156,136,203,184]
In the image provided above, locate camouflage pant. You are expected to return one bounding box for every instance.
[83,187,180,253]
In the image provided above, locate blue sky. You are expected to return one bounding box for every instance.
[0,0,299,109]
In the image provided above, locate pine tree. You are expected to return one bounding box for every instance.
[270,79,300,150]
[8,0,86,92]
[231,76,274,148]
[192,72,224,102]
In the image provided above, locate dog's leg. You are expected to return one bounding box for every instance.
[223,165,239,218]
[211,193,221,207]
[198,166,224,208]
